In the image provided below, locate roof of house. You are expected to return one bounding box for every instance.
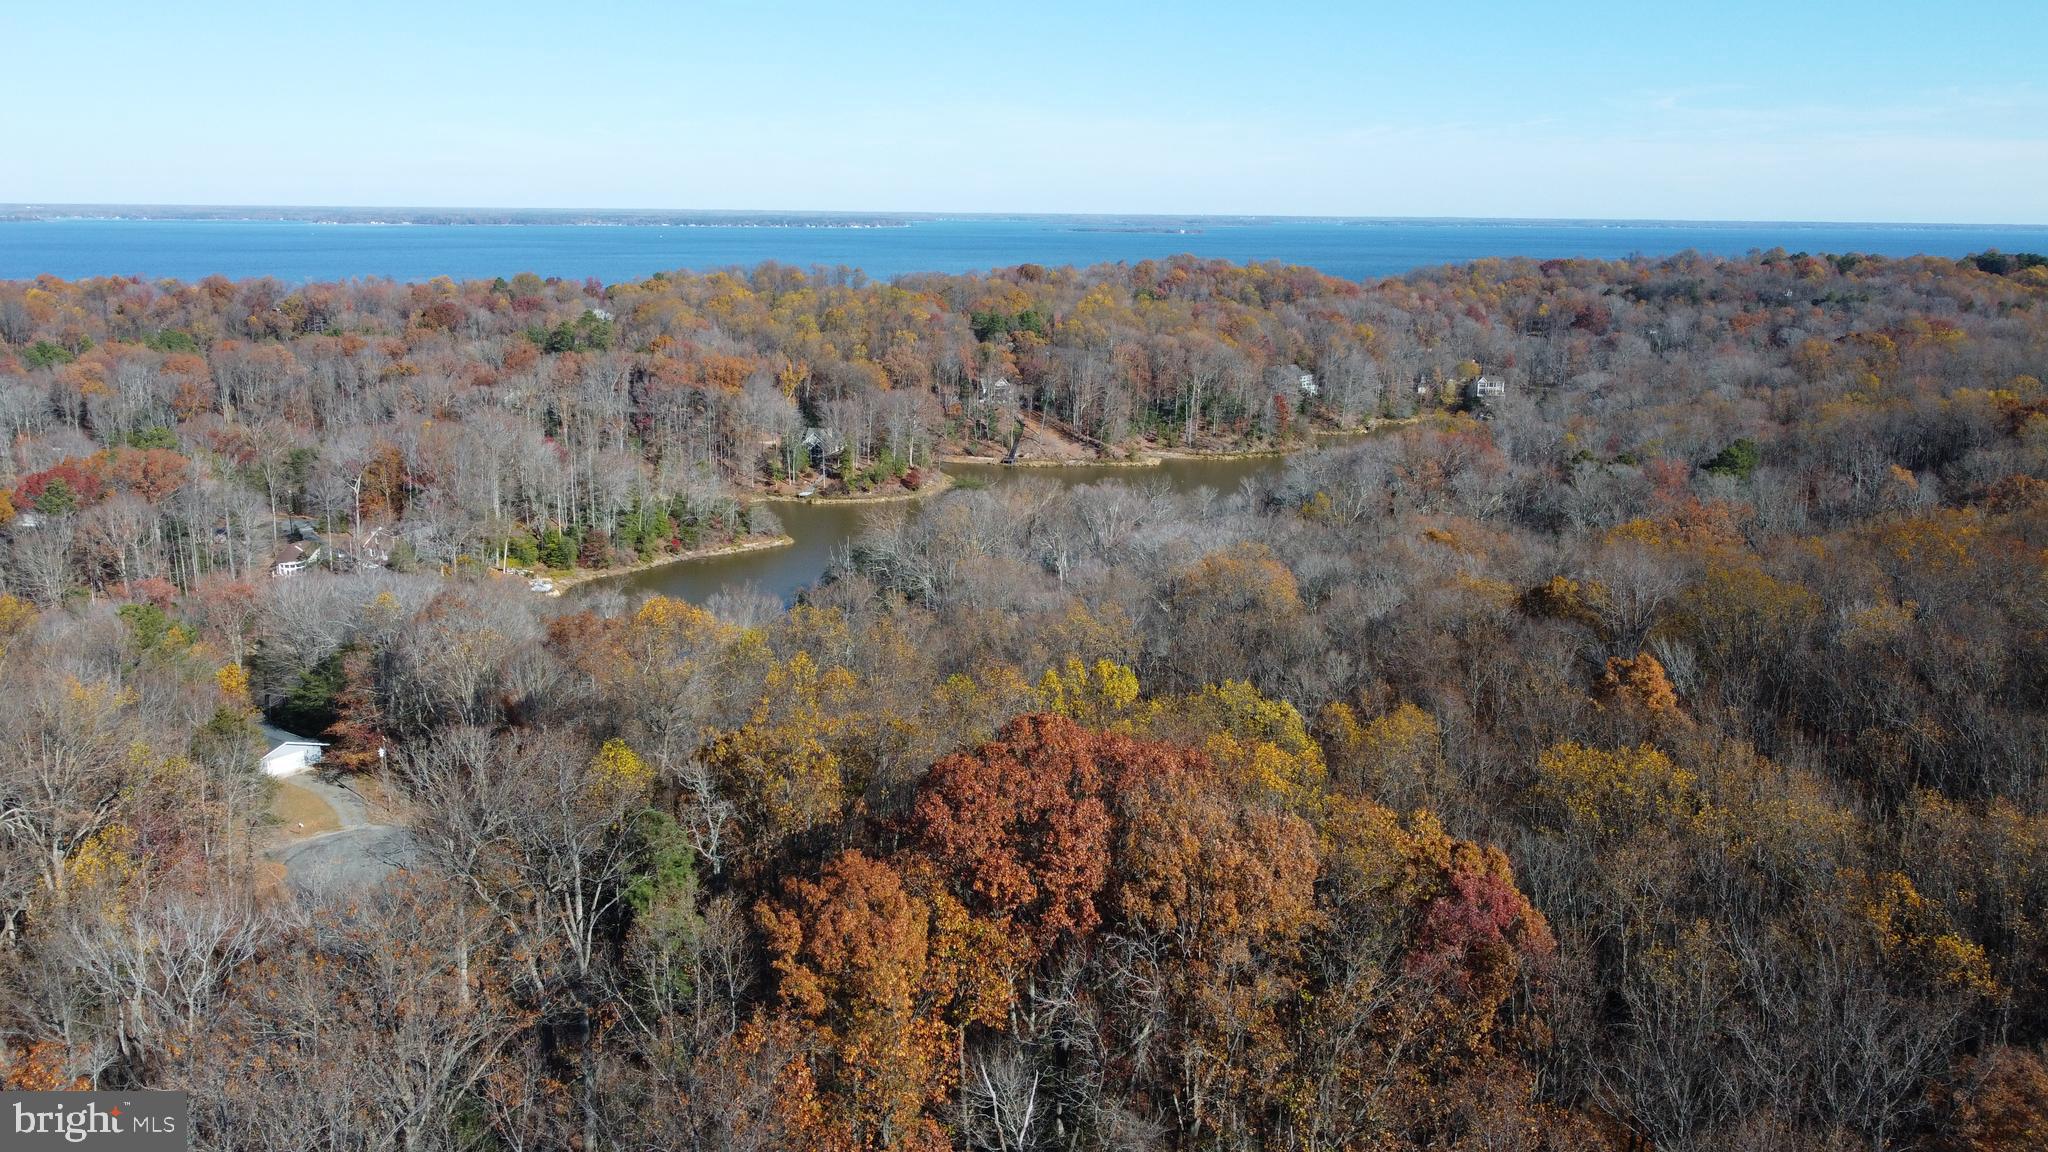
[272,539,321,566]
[258,721,327,752]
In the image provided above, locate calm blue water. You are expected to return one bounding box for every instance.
[2,217,2042,283]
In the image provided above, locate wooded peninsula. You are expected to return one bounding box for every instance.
[2,248,2046,1150]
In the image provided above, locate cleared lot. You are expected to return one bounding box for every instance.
[267,774,417,896]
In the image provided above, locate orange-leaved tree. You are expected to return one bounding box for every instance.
[756,850,952,1152]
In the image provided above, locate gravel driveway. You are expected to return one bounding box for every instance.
[269,774,417,896]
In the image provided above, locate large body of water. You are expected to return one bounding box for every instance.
[3,216,2042,284]
[584,456,1290,605]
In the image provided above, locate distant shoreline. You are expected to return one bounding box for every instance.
[4,206,2042,230]
[0,207,916,228]
[5,218,2040,290]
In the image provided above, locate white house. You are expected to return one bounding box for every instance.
[259,722,326,778]
[272,537,324,577]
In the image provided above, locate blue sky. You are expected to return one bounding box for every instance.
[2,0,2043,222]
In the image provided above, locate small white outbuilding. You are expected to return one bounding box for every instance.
[259,722,327,778]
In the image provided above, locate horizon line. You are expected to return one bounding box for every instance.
[4,203,2046,231]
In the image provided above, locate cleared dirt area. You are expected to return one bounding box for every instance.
[949,414,1123,464]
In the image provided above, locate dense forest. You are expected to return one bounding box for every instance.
[2,249,2046,1150]
[0,253,1512,588]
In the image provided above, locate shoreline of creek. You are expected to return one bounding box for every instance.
[567,422,1409,599]
[754,466,957,504]
[543,533,797,593]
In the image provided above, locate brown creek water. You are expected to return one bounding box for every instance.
[574,454,1292,605]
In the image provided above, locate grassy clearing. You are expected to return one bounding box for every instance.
[270,778,341,839]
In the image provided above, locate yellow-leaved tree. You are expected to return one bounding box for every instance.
[1318,699,1449,810]
[1168,680,1326,808]
[700,650,860,862]
[1036,657,1150,731]
[586,738,654,810]
[1535,741,1717,843]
